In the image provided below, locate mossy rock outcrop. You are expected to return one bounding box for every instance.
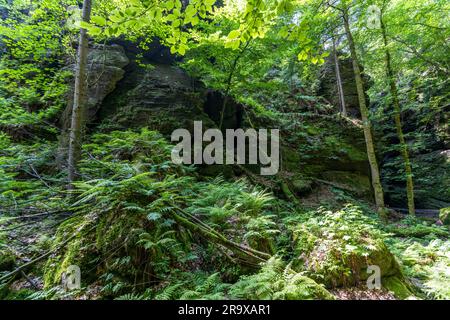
[43,203,184,290]
[281,118,369,177]
[293,205,403,288]
[60,43,130,130]
[382,276,415,299]
[321,170,371,197]
[385,150,450,209]
[278,114,371,201]
[97,63,223,136]
[289,174,314,195]
[43,209,150,289]
[57,44,130,167]
[318,54,369,118]
[43,214,99,288]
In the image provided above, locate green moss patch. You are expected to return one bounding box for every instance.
[293,205,402,287]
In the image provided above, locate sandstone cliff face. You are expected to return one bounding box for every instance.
[57,44,129,167]
[60,43,129,131]
[57,41,372,201]
[97,63,215,134]
[317,54,370,118]
[91,45,372,202]
[96,62,243,135]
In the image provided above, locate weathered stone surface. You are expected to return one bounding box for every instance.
[60,44,129,129]
[88,44,129,68]
[302,237,400,287]
[291,176,314,195]
[318,54,371,118]
[57,44,129,167]
[97,63,215,135]
[382,276,414,299]
[384,149,450,209]
[279,115,372,200]
[88,42,371,196]
[321,170,371,197]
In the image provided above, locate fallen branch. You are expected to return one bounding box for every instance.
[167,208,270,263]
[21,270,40,290]
[0,221,37,232]
[0,210,69,221]
[314,178,355,193]
[174,205,271,259]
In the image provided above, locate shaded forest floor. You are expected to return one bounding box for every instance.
[1,125,448,300]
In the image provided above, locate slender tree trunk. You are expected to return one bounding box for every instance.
[67,0,92,188]
[333,35,346,116]
[380,13,415,216]
[219,40,251,130]
[342,10,386,213]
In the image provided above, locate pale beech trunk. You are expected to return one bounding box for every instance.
[67,0,92,188]
[342,10,385,213]
[333,35,346,116]
[380,12,415,216]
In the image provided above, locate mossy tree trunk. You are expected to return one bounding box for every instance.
[380,10,415,216]
[68,0,92,188]
[342,9,386,213]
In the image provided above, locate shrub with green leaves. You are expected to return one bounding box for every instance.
[0,0,73,129]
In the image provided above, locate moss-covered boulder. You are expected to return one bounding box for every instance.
[382,276,414,299]
[293,205,403,288]
[43,207,153,290]
[43,214,98,288]
[439,207,450,225]
[318,54,369,118]
[280,117,370,178]
[291,176,314,195]
[276,113,372,205]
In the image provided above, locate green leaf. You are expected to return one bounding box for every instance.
[297,51,308,61]
[191,16,199,26]
[185,4,197,18]
[227,30,240,40]
[130,0,141,6]
[147,212,162,221]
[166,0,175,10]
[178,44,187,55]
[91,15,107,26]
[172,19,181,28]
[109,14,122,23]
